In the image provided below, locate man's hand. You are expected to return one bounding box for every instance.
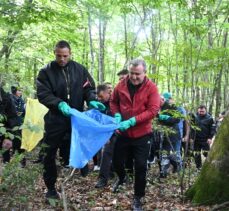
[159,114,170,121]
[114,113,122,124]
[118,117,136,131]
[2,139,13,150]
[58,102,71,117]
[89,101,106,111]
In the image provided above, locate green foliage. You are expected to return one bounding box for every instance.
[0,0,228,113]
[0,153,43,208]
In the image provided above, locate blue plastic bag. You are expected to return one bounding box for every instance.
[69,109,119,168]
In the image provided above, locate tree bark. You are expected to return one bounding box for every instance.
[98,13,107,84]
[186,113,229,205]
[88,7,95,77]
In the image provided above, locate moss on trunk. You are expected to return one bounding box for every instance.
[186,114,229,205]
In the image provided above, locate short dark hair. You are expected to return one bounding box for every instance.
[11,86,17,94]
[97,84,108,94]
[198,105,207,110]
[117,69,128,76]
[55,40,71,50]
[129,59,146,71]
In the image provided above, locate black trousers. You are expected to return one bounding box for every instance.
[42,130,71,190]
[113,134,151,197]
[194,141,210,168]
[148,131,161,162]
[99,134,117,180]
[42,113,71,191]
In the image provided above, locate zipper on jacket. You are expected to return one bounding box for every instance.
[62,67,70,100]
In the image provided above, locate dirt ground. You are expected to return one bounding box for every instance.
[25,162,211,211]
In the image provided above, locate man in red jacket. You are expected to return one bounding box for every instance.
[110,59,160,211]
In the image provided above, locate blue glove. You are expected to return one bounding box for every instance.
[58,102,71,117]
[119,117,136,131]
[159,114,170,121]
[89,101,106,111]
[114,113,122,124]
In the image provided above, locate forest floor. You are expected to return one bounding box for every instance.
[0,157,213,211]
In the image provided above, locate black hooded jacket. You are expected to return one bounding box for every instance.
[36,60,96,128]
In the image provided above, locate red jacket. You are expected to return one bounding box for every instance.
[110,76,160,138]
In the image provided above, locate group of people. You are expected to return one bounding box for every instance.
[0,85,25,165]
[36,40,160,210]
[0,40,224,211]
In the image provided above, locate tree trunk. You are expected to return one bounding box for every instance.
[88,7,95,77]
[123,5,147,67]
[98,14,107,84]
[123,13,128,63]
[186,113,229,204]
[168,3,179,98]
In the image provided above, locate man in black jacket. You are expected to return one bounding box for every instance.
[36,40,105,199]
[191,105,215,169]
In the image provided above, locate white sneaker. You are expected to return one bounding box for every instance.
[93,165,100,171]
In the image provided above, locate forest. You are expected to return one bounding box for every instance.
[0,0,228,210]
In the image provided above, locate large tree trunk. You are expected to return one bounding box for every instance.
[186,113,229,204]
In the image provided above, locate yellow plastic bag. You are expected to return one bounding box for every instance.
[21,98,48,151]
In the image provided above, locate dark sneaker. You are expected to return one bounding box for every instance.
[112,176,127,193]
[45,189,60,200]
[80,164,89,177]
[95,178,107,188]
[133,196,143,211]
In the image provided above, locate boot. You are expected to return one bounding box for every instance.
[133,196,143,211]
[45,189,60,200]
[112,176,127,193]
[95,178,107,188]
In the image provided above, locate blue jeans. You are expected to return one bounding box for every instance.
[160,133,182,175]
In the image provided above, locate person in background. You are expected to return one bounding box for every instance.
[36,40,105,200]
[110,59,160,211]
[92,82,114,171]
[10,86,26,166]
[162,92,190,171]
[95,84,116,188]
[117,69,128,81]
[0,86,22,164]
[103,82,113,95]
[11,86,25,125]
[191,105,215,169]
[158,94,181,178]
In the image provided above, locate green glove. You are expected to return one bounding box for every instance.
[119,117,136,131]
[114,113,122,124]
[159,114,170,121]
[89,101,106,111]
[58,102,71,117]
